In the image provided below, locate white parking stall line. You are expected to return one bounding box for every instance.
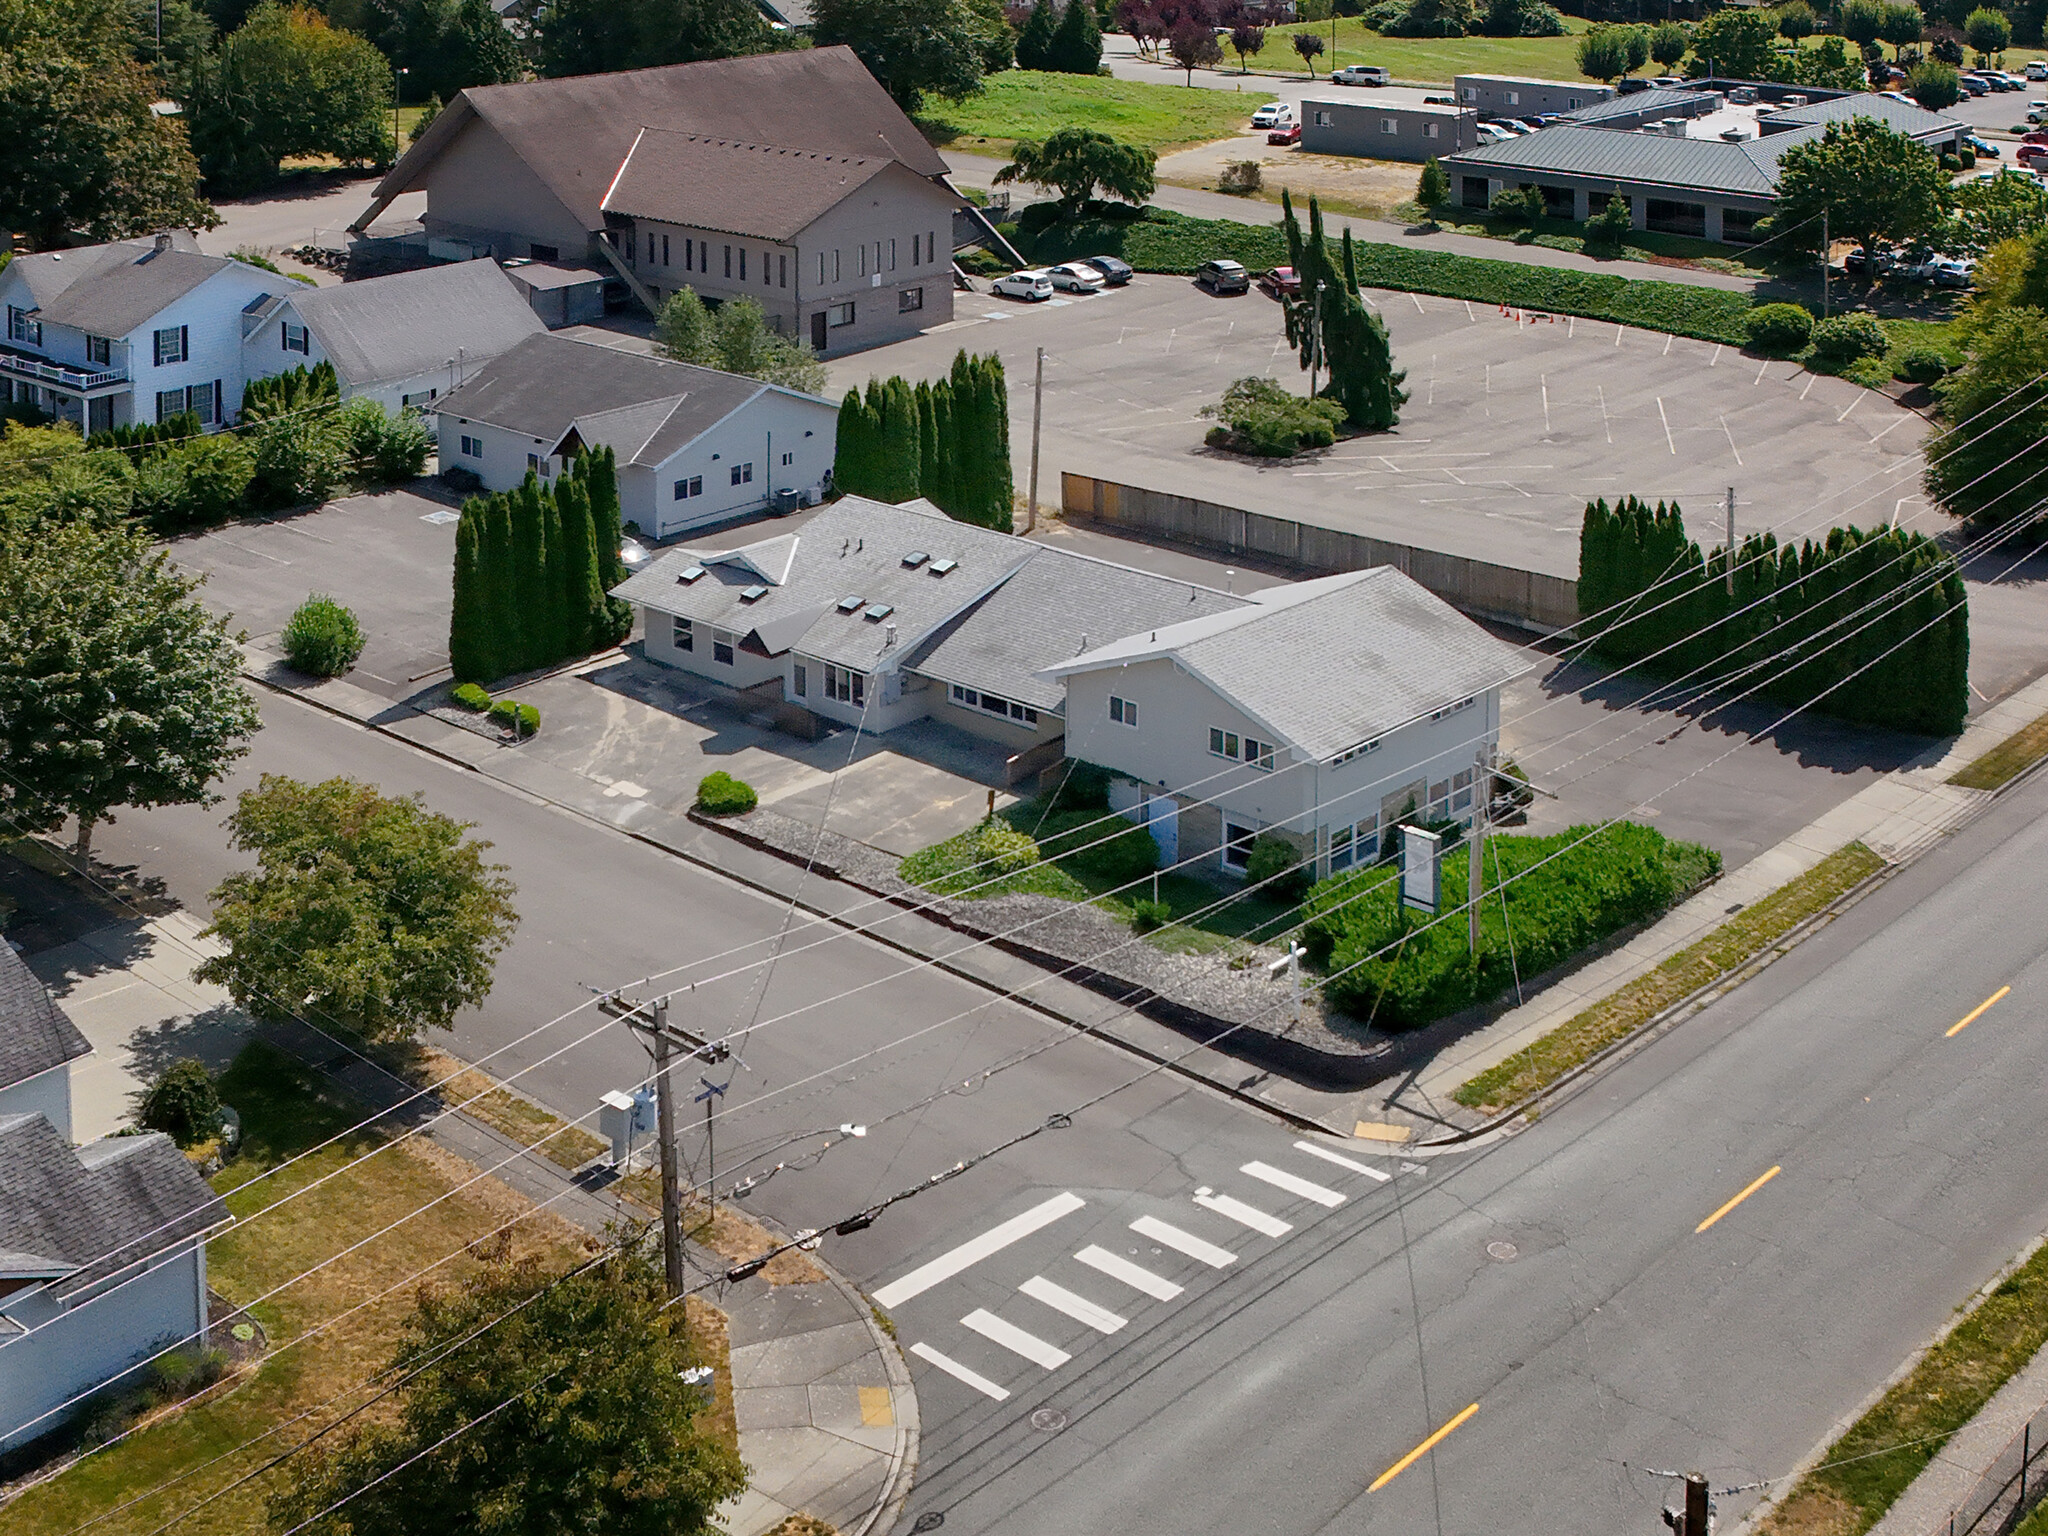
[1019,1275,1127,1334]
[1075,1245,1185,1300]
[1292,1140,1391,1181]
[962,1309,1070,1369]
[1869,416,1911,442]
[1799,372,1818,400]
[1193,1188,1291,1239]
[910,1342,1010,1401]
[1721,414,1743,467]
[1130,1216,1236,1269]
[1754,358,1771,386]
[873,1192,1086,1308]
[1656,397,1676,454]
[1838,390,1866,423]
[1241,1161,1345,1208]
[1410,292,1426,313]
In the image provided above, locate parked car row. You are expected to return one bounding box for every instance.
[990,254,1134,302]
[1840,245,1975,287]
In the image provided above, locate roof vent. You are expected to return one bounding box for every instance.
[929,558,958,576]
[837,594,865,613]
[864,603,894,622]
[740,584,768,602]
[677,564,706,583]
[902,550,929,568]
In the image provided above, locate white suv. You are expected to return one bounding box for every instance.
[1250,102,1294,128]
[992,269,1054,301]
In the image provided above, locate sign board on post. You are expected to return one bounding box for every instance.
[1401,825,1442,914]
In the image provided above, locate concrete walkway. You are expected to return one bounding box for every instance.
[1865,1330,2048,1536]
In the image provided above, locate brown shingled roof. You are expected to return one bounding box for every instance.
[600,131,899,241]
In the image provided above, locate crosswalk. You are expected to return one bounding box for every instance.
[883,1138,1416,1404]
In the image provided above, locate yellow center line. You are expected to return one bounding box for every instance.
[1948,986,2010,1037]
[1370,1403,1480,1493]
[1696,1165,1781,1233]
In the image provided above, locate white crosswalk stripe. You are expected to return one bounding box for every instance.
[1019,1275,1127,1334]
[1193,1188,1291,1238]
[1074,1244,1184,1300]
[910,1342,1010,1400]
[1130,1215,1236,1268]
[1241,1161,1345,1207]
[1292,1140,1392,1181]
[962,1309,1070,1369]
[873,1192,1085,1308]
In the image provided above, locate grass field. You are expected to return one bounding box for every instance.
[917,71,1254,154]
[1241,18,1594,83]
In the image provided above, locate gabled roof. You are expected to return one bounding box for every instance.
[372,47,949,234]
[0,944,90,1096]
[19,240,266,338]
[0,1113,229,1304]
[1042,568,1535,761]
[612,498,1035,672]
[0,233,203,314]
[601,131,905,242]
[436,333,827,467]
[1759,91,1961,139]
[1556,86,1707,125]
[1442,122,1810,197]
[283,260,544,390]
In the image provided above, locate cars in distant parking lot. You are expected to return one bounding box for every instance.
[1268,122,1302,144]
[2029,60,2048,79]
[1259,265,1301,297]
[1332,64,1390,85]
[1081,254,1133,286]
[1045,261,1106,293]
[1422,93,1455,105]
[1250,102,1293,128]
[1967,134,2001,156]
[993,269,1054,300]
[1195,258,1250,294]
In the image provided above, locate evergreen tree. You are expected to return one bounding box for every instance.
[832,386,873,497]
[947,350,980,517]
[1015,0,1057,70]
[1280,194,1406,430]
[583,447,631,644]
[979,354,1013,529]
[916,381,943,507]
[875,376,923,503]
[508,475,548,672]
[539,468,568,660]
[480,490,518,681]
[1048,0,1103,73]
[449,496,494,683]
[558,467,607,657]
[927,374,956,515]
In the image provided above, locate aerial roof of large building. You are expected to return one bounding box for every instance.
[276,260,544,390]
[600,132,908,242]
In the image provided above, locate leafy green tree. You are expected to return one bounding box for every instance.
[270,1249,744,1536]
[1926,308,2048,528]
[370,0,521,103]
[1230,21,1265,69]
[1687,7,1777,75]
[1964,5,2010,58]
[410,90,442,144]
[1906,57,1961,106]
[198,775,518,1041]
[533,0,783,78]
[994,127,1156,212]
[1287,28,1322,75]
[653,288,827,392]
[0,520,258,859]
[1048,0,1103,72]
[1015,0,1056,68]
[1949,172,2048,259]
[811,0,998,109]
[1879,0,1924,56]
[1794,34,1870,87]
[1840,0,1886,47]
[137,1059,221,1146]
[1576,24,1632,80]
[1416,156,1449,208]
[188,3,392,192]
[0,0,217,246]
[1773,117,1950,265]
[1775,1,1814,40]
[1650,19,1689,65]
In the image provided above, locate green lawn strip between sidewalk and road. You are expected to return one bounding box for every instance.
[918,72,1254,156]
[1949,708,2048,791]
[1011,206,1759,341]
[1757,1236,2048,1536]
[1452,841,1886,1113]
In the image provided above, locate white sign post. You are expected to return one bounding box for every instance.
[1401,825,1442,915]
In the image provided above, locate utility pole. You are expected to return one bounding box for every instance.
[1725,486,1737,596]
[1662,1472,1711,1534]
[1025,345,1044,534]
[1467,746,1487,954]
[650,998,685,1299]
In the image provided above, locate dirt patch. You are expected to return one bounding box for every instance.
[1158,132,1420,219]
[617,1170,828,1286]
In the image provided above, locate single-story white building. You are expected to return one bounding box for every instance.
[241,259,547,413]
[613,500,1534,874]
[434,332,838,538]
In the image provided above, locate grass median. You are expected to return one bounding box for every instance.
[1453,841,1885,1113]
[1949,708,2048,791]
[1757,1238,2048,1536]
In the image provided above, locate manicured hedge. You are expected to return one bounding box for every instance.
[1015,205,1756,343]
[1299,823,1717,1028]
[694,770,756,815]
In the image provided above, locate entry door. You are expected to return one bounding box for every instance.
[812,311,828,351]
[1142,795,1178,868]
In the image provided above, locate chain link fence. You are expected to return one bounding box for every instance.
[1934,1399,2048,1536]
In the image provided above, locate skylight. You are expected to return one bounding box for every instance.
[677,565,706,583]
[864,604,894,622]
[929,558,958,576]
[836,594,865,612]
[740,584,768,602]
[902,551,929,568]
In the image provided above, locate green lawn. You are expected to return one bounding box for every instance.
[916,70,1255,155]
[1242,18,1594,84]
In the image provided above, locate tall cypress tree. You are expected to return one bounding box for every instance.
[559,469,606,657]
[833,386,870,496]
[875,377,922,503]
[1048,0,1103,74]
[1015,0,1057,70]
[481,490,519,680]
[927,374,956,515]
[579,446,631,644]
[915,381,942,507]
[947,351,980,519]
[540,470,569,661]
[449,496,494,684]
[979,354,1013,530]
[508,474,548,672]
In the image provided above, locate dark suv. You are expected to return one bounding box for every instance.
[1195,258,1250,294]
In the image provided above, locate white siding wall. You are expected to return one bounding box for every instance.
[646,391,838,538]
[0,1245,207,1453]
[0,1065,73,1144]
[129,267,283,429]
[642,608,784,690]
[436,414,559,493]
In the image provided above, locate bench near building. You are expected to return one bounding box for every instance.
[613,497,1532,876]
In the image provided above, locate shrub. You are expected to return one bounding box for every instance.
[1041,812,1160,884]
[280,594,365,677]
[1047,759,1113,812]
[249,413,346,510]
[451,682,492,712]
[1217,160,1263,195]
[1584,194,1634,249]
[1490,185,1545,224]
[137,1059,220,1147]
[442,464,483,494]
[1745,301,1816,354]
[171,434,257,524]
[1895,345,1950,383]
[969,821,1040,875]
[1130,897,1172,933]
[1244,833,1312,902]
[1810,312,1891,364]
[341,398,433,483]
[694,770,758,815]
[1201,375,1346,456]
[489,697,540,738]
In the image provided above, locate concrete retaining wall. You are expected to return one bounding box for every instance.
[1060,473,1581,634]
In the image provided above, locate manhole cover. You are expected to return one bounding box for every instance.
[1030,1408,1068,1433]
[1487,1240,1520,1262]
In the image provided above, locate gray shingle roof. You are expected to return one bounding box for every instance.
[907,549,1246,712]
[0,1113,229,1301]
[1043,568,1535,761]
[285,260,544,391]
[377,47,948,233]
[601,132,899,242]
[0,944,90,1095]
[613,498,1036,672]
[35,247,260,337]
[436,333,774,465]
[1,234,204,314]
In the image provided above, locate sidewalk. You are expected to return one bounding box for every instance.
[1866,1335,2048,1536]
